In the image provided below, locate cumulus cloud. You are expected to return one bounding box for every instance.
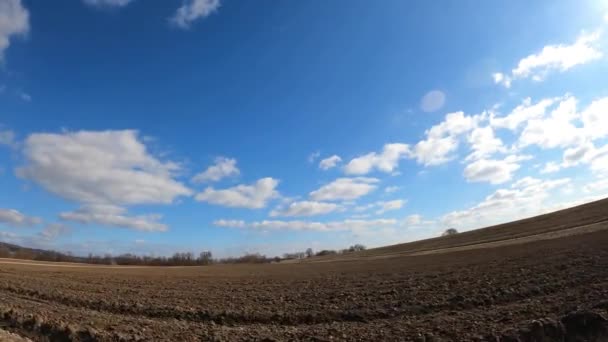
[170,0,220,29]
[0,0,29,60]
[561,141,608,173]
[16,130,191,231]
[465,126,506,161]
[195,177,279,208]
[583,177,608,194]
[492,72,512,88]
[319,155,342,170]
[0,208,41,227]
[412,111,481,166]
[420,90,446,113]
[540,162,561,174]
[17,130,192,206]
[60,204,167,232]
[442,177,571,229]
[83,0,134,6]
[344,143,409,175]
[192,157,240,183]
[270,200,339,217]
[491,97,556,131]
[581,97,608,140]
[518,96,583,149]
[464,155,531,184]
[493,31,603,86]
[309,177,378,201]
[375,199,405,215]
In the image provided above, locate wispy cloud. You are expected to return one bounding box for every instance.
[0,0,29,61]
[192,156,240,183]
[195,177,280,209]
[319,155,342,170]
[82,0,135,7]
[0,208,41,227]
[493,31,603,87]
[169,0,220,29]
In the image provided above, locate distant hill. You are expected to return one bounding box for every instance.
[0,241,86,262]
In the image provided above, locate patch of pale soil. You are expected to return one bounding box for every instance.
[0,329,31,342]
[0,258,190,269]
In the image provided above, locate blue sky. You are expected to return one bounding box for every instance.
[1,0,608,257]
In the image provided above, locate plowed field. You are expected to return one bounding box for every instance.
[2,199,608,341]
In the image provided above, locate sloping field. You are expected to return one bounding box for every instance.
[1,199,608,341]
[307,197,608,262]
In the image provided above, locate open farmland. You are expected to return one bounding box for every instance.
[2,199,608,341]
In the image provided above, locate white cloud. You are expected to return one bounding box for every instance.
[442,177,571,229]
[16,130,190,232]
[581,97,608,140]
[384,186,400,193]
[309,177,378,201]
[491,97,555,131]
[352,199,406,215]
[514,31,602,80]
[375,199,405,215]
[344,143,409,175]
[39,223,71,240]
[420,90,446,113]
[560,141,608,173]
[540,162,561,174]
[319,155,342,170]
[60,204,167,232]
[0,0,29,60]
[494,31,603,86]
[214,217,398,233]
[0,208,41,227]
[170,0,220,29]
[412,111,481,166]
[83,0,134,6]
[17,130,192,206]
[583,177,608,193]
[562,141,595,167]
[192,156,240,183]
[518,96,583,149]
[270,201,339,217]
[411,136,458,166]
[195,177,279,209]
[492,72,512,88]
[463,155,531,184]
[466,126,505,161]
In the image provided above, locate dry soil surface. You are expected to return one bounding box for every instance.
[2,199,608,341]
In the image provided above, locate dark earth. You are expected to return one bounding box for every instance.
[2,199,608,341]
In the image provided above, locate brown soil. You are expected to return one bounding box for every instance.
[2,199,608,341]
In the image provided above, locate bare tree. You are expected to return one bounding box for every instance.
[305,248,314,258]
[442,228,458,236]
[198,251,213,265]
[0,246,10,258]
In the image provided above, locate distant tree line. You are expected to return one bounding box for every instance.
[0,243,368,266]
[282,244,367,260]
